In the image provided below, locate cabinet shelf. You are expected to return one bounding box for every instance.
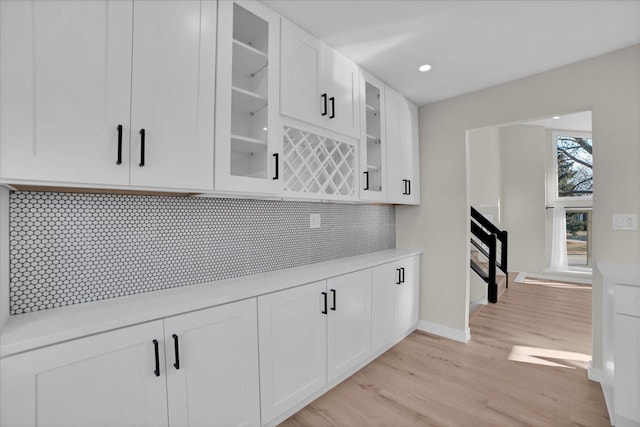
[366,164,381,171]
[365,104,378,113]
[232,39,268,77]
[232,86,267,114]
[231,134,267,155]
[366,134,380,142]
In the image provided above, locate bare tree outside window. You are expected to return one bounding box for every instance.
[556,136,593,197]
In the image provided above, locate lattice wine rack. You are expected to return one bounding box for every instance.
[282,126,356,198]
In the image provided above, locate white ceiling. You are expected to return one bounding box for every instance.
[264,1,640,106]
[521,111,592,132]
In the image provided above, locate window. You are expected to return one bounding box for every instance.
[552,132,593,200]
[566,210,591,268]
[547,131,593,272]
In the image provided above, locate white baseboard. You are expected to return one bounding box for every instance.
[469,298,488,318]
[517,271,592,285]
[514,272,527,283]
[417,320,471,343]
[587,360,602,383]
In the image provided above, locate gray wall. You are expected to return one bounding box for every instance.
[396,44,640,369]
[500,125,547,274]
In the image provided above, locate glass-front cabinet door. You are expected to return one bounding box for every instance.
[359,71,387,202]
[215,1,282,195]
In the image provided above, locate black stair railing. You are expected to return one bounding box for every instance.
[470,207,508,303]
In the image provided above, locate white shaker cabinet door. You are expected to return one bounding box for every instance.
[129,0,216,191]
[325,49,360,140]
[385,86,404,203]
[396,255,420,335]
[327,269,372,382]
[614,313,640,424]
[385,87,420,204]
[280,20,326,129]
[371,261,398,352]
[258,280,328,425]
[0,0,133,186]
[0,320,168,427]
[164,299,261,427]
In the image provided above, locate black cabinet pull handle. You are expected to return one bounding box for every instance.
[331,289,336,311]
[139,129,146,167]
[363,171,369,191]
[321,291,328,314]
[401,267,406,283]
[152,339,160,377]
[407,180,411,195]
[321,93,328,116]
[402,179,409,195]
[172,334,180,370]
[273,153,279,180]
[329,96,335,119]
[396,268,402,285]
[116,124,123,165]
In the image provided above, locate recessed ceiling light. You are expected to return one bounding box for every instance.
[418,64,432,72]
[552,116,560,120]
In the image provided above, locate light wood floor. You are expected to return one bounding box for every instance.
[281,275,609,427]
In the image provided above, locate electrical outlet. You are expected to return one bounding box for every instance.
[310,213,321,229]
[613,214,638,230]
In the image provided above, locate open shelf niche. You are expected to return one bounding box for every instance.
[230,3,270,178]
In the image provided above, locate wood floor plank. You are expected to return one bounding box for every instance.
[280,276,609,426]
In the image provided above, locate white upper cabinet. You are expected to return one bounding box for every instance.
[359,71,387,202]
[130,0,216,191]
[386,86,420,204]
[215,0,282,195]
[0,0,215,192]
[325,49,361,139]
[280,20,360,139]
[280,20,325,130]
[0,0,133,186]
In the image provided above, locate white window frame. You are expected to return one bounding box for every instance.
[546,130,593,273]
[547,130,593,209]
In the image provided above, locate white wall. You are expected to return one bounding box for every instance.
[396,44,640,370]
[467,126,501,304]
[500,125,547,274]
[467,126,501,226]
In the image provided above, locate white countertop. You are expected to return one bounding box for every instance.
[597,262,640,287]
[0,249,421,358]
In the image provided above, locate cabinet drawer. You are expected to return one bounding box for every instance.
[615,285,640,317]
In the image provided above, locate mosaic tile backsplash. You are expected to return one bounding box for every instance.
[9,191,395,315]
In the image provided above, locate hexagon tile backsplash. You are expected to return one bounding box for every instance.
[8,191,395,315]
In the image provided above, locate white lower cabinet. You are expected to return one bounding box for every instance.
[327,270,372,381]
[0,255,419,427]
[614,284,640,426]
[372,255,420,354]
[164,299,260,427]
[396,255,420,335]
[0,320,169,427]
[257,281,328,424]
[258,271,373,425]
[0,299,260,427]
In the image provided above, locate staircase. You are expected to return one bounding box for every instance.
[470,207,508,303]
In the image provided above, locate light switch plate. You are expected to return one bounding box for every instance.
[613,214,637,230]
[310,213,321,229]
